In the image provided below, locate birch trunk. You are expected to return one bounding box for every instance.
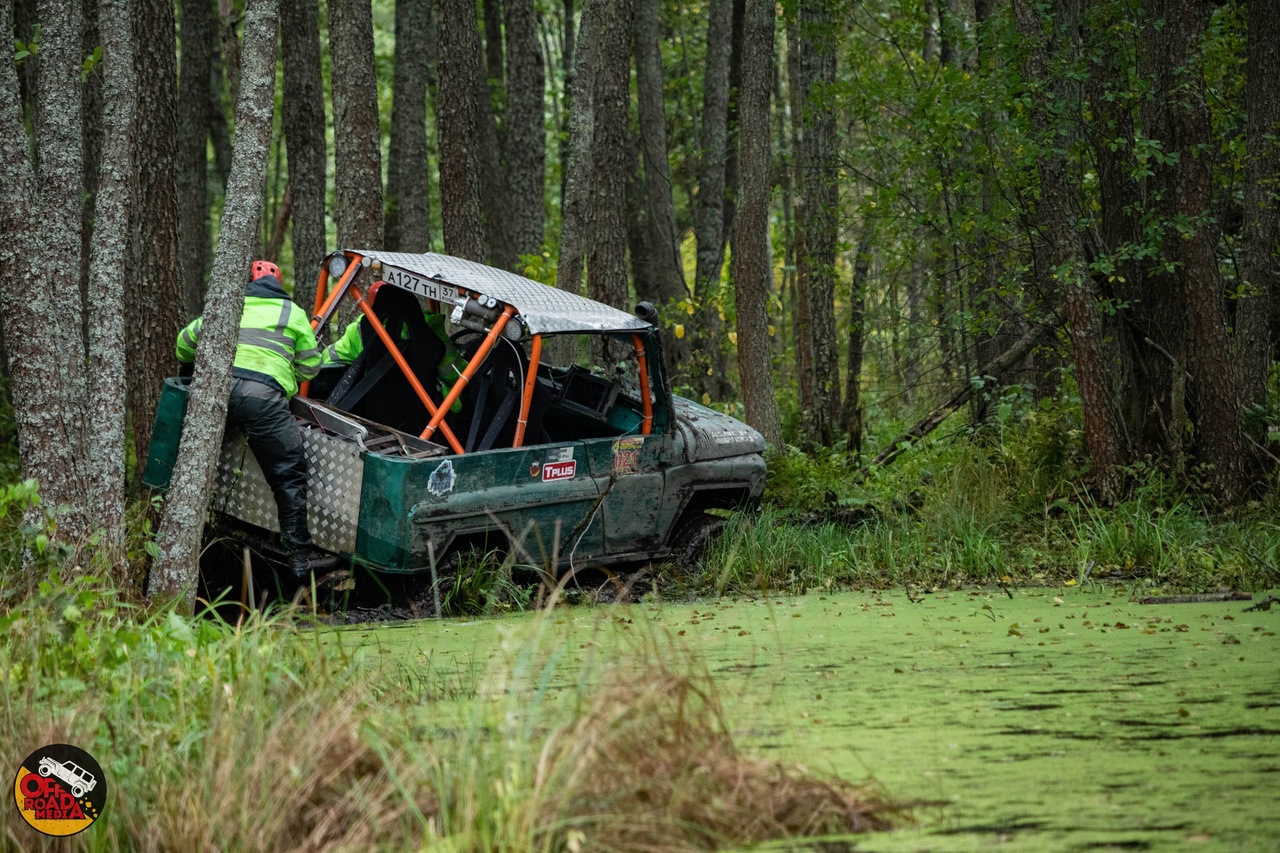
[87,0,138,561]
[152,0,280,607]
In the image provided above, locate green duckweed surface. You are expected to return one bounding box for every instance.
[333,588,1280,851]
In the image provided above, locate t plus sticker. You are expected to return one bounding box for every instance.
[542,447,577,481]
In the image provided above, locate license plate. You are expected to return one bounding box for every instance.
[382,267,461,304]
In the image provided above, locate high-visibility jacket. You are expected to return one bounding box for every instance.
[322,311,466,406]
[175,275,321,398]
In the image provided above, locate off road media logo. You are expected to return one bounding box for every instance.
[12,744,106,836]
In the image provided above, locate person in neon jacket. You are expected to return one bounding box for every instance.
[176,260,340,582]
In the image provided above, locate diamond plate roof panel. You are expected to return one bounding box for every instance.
[348,250,653,336]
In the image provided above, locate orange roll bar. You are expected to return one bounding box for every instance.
[311,258,361,330]
[632,334,653,435]
[311,266,331,321]
[420,306,516,442]
[299,265,337,399]
[513,334,542,448]
[351,285,466,456]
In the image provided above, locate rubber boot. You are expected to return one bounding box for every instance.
[288,547,343,581]
[279,504,341,581]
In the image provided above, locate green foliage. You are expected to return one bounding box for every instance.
[0,479,70,587]
[12,24,40,64]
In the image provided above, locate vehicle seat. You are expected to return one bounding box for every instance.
[459,336,549,450]
[328,287,444,434]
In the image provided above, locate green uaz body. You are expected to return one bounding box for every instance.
[144,251,766,579]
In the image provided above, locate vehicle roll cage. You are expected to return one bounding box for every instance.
[301,250,659,456]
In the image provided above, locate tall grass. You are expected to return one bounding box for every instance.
[705,440,1280,594]
[0,576,904,850]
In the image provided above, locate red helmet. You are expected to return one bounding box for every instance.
[251,260,282,284]
[367,280,386,306]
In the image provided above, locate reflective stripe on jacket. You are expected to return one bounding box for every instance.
[175,275,321,398]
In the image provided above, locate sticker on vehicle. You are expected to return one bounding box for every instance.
[611,436,643,475]
[428,459,456,496]
[542,449,577,481]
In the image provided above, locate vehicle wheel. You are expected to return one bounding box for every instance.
[72,786,85,798]
[669,512,727,572]
[38,765,51,777]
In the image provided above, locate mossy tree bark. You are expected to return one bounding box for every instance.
[152,0,280,608]
[385,0,433,253]
[436,0,489,262]
[329,0,383,250]
[86,0,139,560]
[504,0,546,261]
[176,0,216,319]
[128,0,185,470]
[1238,0,1280,432]
[281,0,329,309]
[0,0,95,544]
[731,0,783,449]
[585,0,633,312]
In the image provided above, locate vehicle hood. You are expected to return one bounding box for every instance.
[671,396,767,462]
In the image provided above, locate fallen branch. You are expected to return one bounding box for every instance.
[858,326,1048,478]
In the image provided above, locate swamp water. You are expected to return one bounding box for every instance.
[333,588,1280,851]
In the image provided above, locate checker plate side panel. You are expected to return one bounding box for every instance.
[213,426,365,554]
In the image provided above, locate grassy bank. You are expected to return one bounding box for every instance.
[0,577,900,850]
[710,439,1280,597]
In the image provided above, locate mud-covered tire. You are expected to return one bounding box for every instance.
[669,512,727,572]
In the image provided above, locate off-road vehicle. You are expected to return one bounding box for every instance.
[143,251,766,596]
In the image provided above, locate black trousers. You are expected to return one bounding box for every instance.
[227,377,312,550]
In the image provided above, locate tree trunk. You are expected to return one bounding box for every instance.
[436,0,489,262]
[129,0,185,471]
[385,0,433,253]
[634,0,688,315]
[731,0,782,449]
[1159,0,1246,502]
[177,0,216,318]
[1086,0,1173,455]
[557,0,575,210]
[689,0,734,397]
[843,224,871,457]
[80,0,103,299]
[504,0,545,261]
[793,0,840,447]
[281,0,328,309]
[218,0,241,106]
[555,0,608,297]
[0,0,94,544]
[585,0,633,311]
[86,0,138,561]
[483,0,504,97]
[208,43,233,187]
[329,0,383,249]
[152,0,279,608]
[1014,0,1125,501]
[1238,0,1280,422]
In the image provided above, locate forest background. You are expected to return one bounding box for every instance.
[1,0,1280,596]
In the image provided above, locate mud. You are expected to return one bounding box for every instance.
[332,587,1280,850]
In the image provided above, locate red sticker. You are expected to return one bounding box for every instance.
[542,460,577,481]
